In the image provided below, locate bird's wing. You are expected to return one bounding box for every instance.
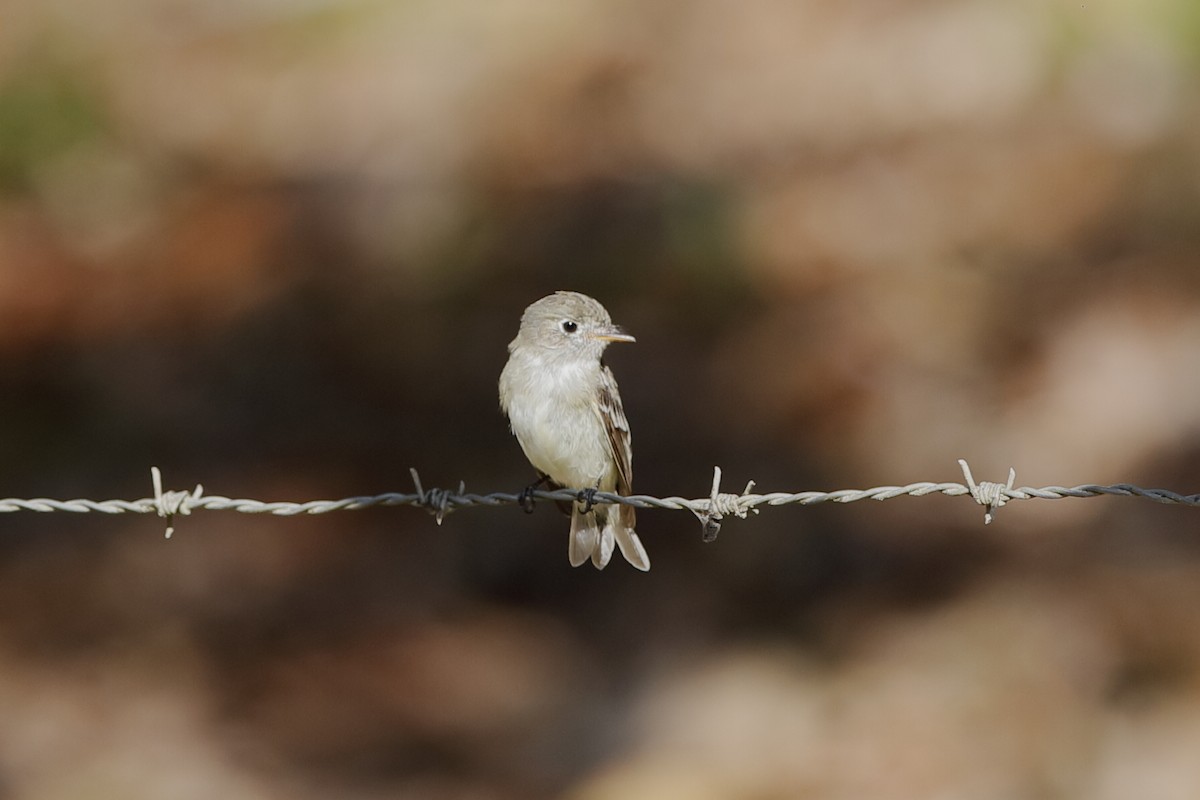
[597,363,636,530]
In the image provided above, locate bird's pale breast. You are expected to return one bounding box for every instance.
[500,354,617,491]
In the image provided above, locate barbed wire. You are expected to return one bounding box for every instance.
[0,461,1196,540]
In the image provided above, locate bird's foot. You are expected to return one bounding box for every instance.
[576,486,600,514]
[518,474,550,514]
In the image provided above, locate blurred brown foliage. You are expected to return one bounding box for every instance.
[3,1,1200,797]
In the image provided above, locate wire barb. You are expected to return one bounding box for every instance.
[691,466,759,542]
[151,466,204,539]
[958,459,1016,524]
[409,468,461,526]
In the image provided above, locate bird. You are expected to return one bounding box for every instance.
[499,291,649,571]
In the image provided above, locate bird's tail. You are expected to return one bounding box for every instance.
[568,505,607,568]
[569,504,650,571]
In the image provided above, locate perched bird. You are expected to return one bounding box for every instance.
[499,291,649,571]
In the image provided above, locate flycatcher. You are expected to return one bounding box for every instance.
[499,291,649,571]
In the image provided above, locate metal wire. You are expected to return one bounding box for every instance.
[0,462,1196,539]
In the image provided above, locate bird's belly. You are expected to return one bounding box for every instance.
[509,400,615,490]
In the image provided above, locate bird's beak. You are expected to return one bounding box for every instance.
[590,324,636,344]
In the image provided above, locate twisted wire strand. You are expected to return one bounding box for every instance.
[1,463,1197,540]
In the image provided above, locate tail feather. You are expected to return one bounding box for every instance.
[568,507,598,567]
[609,514,650,571]
[568,504,649,571]
[592,519,615,569]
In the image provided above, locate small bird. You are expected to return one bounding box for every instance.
[499,291,649,571]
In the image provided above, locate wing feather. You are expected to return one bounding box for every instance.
[596,364,636,531]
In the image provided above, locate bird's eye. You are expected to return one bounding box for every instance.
[561,320,578,334]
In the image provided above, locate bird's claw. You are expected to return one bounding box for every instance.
[576,486,600,514]
[518,486,538,514]
[518,475,550,514]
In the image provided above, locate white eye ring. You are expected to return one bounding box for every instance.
[561,320,579,333]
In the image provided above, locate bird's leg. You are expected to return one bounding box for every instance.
[518,473,551,514]
[576,480,602,514]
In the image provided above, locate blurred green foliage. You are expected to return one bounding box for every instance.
[0,66,107,193]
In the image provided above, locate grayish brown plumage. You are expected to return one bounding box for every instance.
[499,291,648,570]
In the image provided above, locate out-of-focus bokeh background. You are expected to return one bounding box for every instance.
[3,0,1200,797]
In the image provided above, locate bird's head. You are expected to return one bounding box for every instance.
[511,291,635,361]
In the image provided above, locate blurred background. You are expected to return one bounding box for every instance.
[3,0,1200,797]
